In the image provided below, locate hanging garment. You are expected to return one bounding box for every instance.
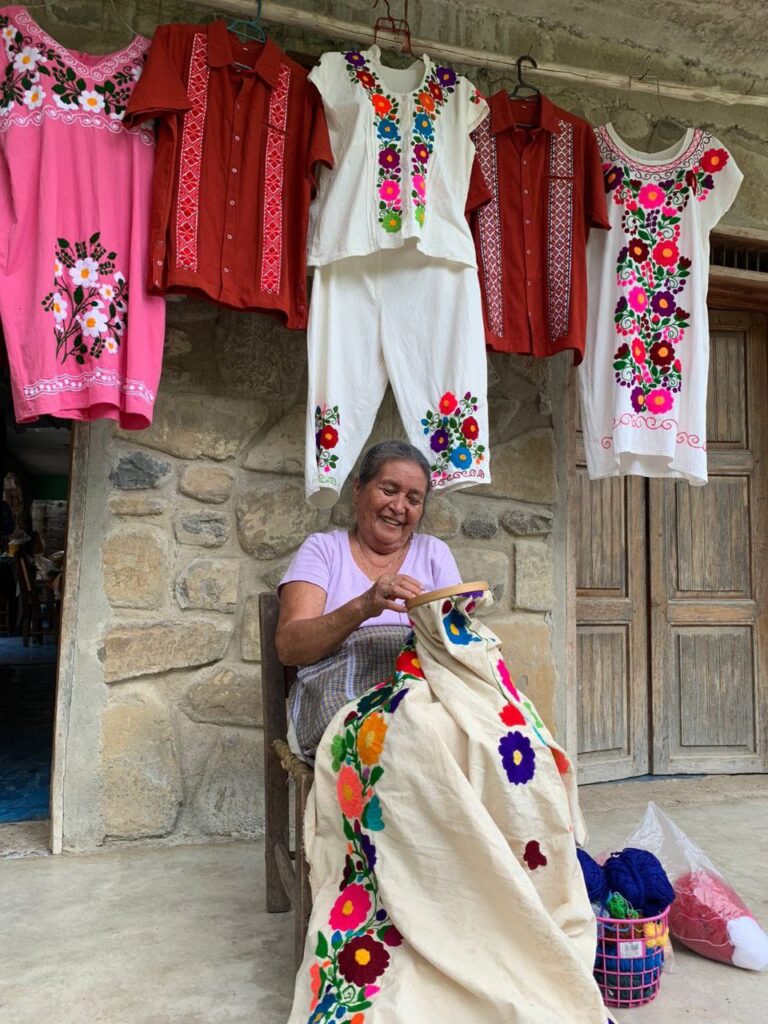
[287,585,612,1024]
[579,125,742,484]
[0,5,165,428]
[307,46,489,268]
[305,246,489,506]
[123,20,332,328]
[470,92,610,362]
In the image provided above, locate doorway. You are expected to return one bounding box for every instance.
[0,369,70,836]
[572,310,768,782]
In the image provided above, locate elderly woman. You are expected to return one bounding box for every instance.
[276,440,459,759]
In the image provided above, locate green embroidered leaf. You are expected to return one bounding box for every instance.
[342,818,355,841]
[105,80,115,93]
[109,303,116,319]
[345,1001,372,1013]
[89,231,100,245]
[73,286,84,305]
[66,67,76,81]
[315,931,329,958]
[76,78,87,91]
[369,765,384,787]
[37,65,50,76]
[75,354,85,365]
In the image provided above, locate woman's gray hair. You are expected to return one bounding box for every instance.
[358,441,431,495]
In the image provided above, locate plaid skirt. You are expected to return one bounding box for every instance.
[289,625,410,758]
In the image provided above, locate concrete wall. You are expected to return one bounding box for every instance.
[41,1,767,850]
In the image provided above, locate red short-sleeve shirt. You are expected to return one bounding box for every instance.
[124,21,333,328]
[470,93,609,363]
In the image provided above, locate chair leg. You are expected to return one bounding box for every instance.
[265,742,292,913]
[294,771,313,971]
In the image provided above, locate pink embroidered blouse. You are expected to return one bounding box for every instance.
[0,6,165,429]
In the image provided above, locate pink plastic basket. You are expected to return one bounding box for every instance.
[594,906,670,1008]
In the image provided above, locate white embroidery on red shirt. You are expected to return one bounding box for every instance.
[260,63,291,294]
[547,119,574,342]
[175,33,209,272]
[472,116,504,338]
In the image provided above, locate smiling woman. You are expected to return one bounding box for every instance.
[275,440,460,759]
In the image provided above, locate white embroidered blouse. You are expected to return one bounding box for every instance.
[307,45,488,268]
[580,124,742,485]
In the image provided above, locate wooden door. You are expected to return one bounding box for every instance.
[573,414,650,783]
[650,311,768,773]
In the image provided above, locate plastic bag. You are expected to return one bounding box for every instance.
[617,801,768,971]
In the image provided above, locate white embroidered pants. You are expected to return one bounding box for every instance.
[305,244,490,507]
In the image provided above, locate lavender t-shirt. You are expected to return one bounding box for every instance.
[279,530,461,627]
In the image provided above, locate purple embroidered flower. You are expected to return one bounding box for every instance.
[345,51,366,67]
[630,386,647,413]
[360,834,377,870]
[378,146,400,170]
[387,688,409,714]
[430,428,450,453]
[498,731,536,785]
[615,296,628,314]
[435,66,457,87]
[651,290,676,317]
[702,174,715,190]
[604,165,623,192]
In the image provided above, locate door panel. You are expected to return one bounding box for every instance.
[574,413,650,781]
[651,312,768,774]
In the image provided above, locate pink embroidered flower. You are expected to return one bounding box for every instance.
[412,173,426,198]
[638,183,666,209]
[378,179,400,204]
[497,658,520,701]
[329,883,372,932]
[628,286,648,313]
[646,387,674,414]
[337,765,364,818]
[631,338,646,363]
[652,239,679,267]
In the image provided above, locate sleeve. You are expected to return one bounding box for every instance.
[465,150,492,214]
[699,138,743,231]
[123,25,191,126]
[307,50,339,105]
[583,124,611,231]
[278,533,332,595]
[305,80,333,194]
[428,538,462,589]
[458,74,489,135]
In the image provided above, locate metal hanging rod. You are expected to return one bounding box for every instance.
[187,0,768,110]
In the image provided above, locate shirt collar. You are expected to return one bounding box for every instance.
[490,91,560,135]
[207,20,282,88]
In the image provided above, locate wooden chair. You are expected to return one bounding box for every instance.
[259,591,314,969]
[14,552,58,646]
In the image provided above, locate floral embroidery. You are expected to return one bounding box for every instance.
[523,839,547,870]
[308,640,419,1023]
[315,404,340,476]
[41,235,127,365]
[409,66,457,226]
[343,51,459,232]
[442,602,482,645]
[421,390,486,483]
[606,141,727,415]
[498,730,536,786]
[344,51,402,233]
[0,12,143,123]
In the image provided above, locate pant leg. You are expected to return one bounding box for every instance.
[381,245,490,494]
[305,254,388,507]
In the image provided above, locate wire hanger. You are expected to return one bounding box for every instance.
[372,0,414,57]
[228,0,267,43]
[510,55,540,98]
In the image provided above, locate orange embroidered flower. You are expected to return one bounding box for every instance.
[337,765,364,817]
[417,91,435,112]
[371,93,392,116]
[309,962,321,1010]
[357,713,388,765]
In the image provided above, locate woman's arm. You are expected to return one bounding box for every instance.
[275,574,421,666]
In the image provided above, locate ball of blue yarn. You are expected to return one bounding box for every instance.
[577,847,608,904]
[603,847,675,916]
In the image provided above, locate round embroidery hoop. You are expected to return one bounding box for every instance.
[405,580,489,610]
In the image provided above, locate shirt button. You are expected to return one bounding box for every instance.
[527,280,532,286]
[229,199,235,206]
[227,233,233,240]
[523,188,529,195]
[155,259,162,266]
[525,218,531,224]
[231,167,238,174]
[224,267,230,274]
[526,249,532,255]
[234,135,241,141]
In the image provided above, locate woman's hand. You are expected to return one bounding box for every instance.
[363,573,423,617]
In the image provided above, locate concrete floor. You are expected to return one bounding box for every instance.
[0,776,765,1023]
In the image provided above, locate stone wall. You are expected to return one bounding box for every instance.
[42,0,768,850]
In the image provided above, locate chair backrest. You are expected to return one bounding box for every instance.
[259,591,297,745]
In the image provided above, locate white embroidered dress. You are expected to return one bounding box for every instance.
[580,125,742,484]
